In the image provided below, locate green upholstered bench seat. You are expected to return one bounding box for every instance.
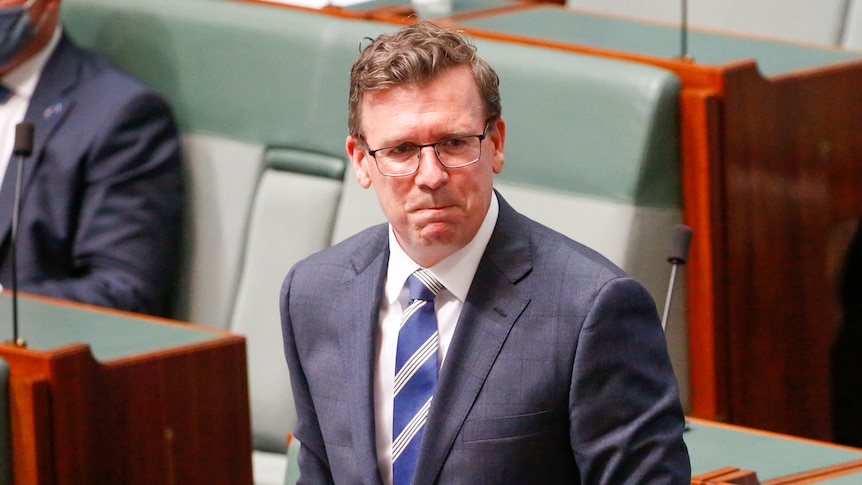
[63,0,683,337]
[62,0,395,331]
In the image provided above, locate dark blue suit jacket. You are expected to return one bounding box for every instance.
[0,34,184,317]
[281,194,690,484]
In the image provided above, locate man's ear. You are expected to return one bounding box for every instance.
[490,117,506,174]
[346,135,372,188]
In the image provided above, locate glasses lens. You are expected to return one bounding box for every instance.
[375,145,419,175]
[436,136,481,167]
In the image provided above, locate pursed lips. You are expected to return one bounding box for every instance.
[412,203,456,214]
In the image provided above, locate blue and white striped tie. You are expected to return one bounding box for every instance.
[393,269,443,485]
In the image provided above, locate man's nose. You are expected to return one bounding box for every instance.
[413,145,448,188]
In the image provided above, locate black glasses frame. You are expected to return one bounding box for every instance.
[364,124,490,177]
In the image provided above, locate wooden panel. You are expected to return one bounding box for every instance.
[8,375,53,485]
[679,87,728,421]
[762,459,862,484]
[692,468,761,485]
[0,318,253,485]
[718,61,862,440]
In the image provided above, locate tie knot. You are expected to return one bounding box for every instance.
[407,270,443,301]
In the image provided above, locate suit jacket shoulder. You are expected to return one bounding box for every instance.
[482,193,628,294]
[291,223,389,281]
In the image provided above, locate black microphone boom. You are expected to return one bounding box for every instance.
[14,122,34,157]
[661,224,693,331]
[10,122,34,347]
[668,223,693,265]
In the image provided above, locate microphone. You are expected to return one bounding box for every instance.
[661,224,692,331]
[9,122,34,347]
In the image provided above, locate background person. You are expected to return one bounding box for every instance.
[0,0,184,317]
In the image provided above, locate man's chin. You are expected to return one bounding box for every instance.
[415,222,465,247]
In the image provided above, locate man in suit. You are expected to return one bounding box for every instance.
[281,21,690,484]
[0,0,184,317]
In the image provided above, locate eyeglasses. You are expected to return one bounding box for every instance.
[364,124,489,177]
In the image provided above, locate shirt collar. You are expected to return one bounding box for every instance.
[0,26,62,102]
[386,191,500,303]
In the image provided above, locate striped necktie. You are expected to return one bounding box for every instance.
[392,269,443,485]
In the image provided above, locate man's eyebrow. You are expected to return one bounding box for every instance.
[369,124,481,147]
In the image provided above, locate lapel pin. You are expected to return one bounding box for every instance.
[43,102,64,119]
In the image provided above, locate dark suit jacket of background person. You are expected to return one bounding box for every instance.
[832,219,862,446]
[281,193,691,484]
[0,33,184,317]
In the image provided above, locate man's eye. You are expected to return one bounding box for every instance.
[440,138,467,149]
[388,145,415,156]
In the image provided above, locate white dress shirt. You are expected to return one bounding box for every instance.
[374,192,500,485]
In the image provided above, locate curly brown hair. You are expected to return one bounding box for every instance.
[347,21,501,136]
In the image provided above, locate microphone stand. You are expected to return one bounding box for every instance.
[661,262,681,331]
[661,223,692,430]
[8,122,34,347]
[661,224,692,332]
[680,0,693,62]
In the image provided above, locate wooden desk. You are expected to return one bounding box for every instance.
[687,418,862,482]
[0,294,253,485]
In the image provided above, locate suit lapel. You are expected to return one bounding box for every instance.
[0,34,79,245]
[416,195,533,484]
[341,227,389,484]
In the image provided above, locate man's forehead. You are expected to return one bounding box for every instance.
[359,99,484,137]
[361,70,481,111]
